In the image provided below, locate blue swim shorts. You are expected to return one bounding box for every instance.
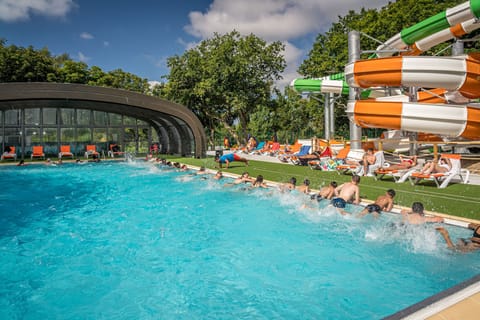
[331,197,347,209]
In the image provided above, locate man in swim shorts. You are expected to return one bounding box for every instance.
[358,189,396,218]
[331,175,361,215]
[311,181,337,201]
[215,153,249,169]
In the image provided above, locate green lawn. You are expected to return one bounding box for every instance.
[168,156,480,221]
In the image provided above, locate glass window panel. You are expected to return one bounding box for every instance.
[93,128,107,142]
[0,110,3,125]
[61,128,75,143]
[77,128,91,142]
[43,128,57,143]
[25,108,40,125]
[94,111,107,126]
[77,109,91,126]
[124,116,136,125]
[61,109,75,125]
[25,128,41,146]
[108,128,122,143]
[137,119,148,126]
[4,110,20,125]
[151,126,159,142]
[138,127,149,153]
[43,108,57,125]
[124,127,136,141]
[109,113,122,125]
[4,127,21,145]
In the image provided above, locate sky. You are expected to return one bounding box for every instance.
[0,0,391,89]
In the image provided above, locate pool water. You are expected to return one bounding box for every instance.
[0,161,478,319]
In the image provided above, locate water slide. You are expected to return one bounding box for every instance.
[291,0,480,139]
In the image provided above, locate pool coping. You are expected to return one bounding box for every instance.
[383,274,480,319]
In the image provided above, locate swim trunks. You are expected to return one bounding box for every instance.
[331,197,347,209]
[366,204,382,213]
[233,153,242,161]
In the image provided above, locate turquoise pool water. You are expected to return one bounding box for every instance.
[0,161,478,319]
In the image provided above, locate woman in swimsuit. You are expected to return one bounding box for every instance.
[420,157,451,175]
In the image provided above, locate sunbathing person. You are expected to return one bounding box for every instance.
[215,153,249,169]
[419,157,451,175]
[311,181,337,201]
[436,224,480,252]
[358,189,396,218]
[361,148,376,176]
[401,202,444,224]
[385,155,418,170]
[331,175,361,215]
[297,179,311,194]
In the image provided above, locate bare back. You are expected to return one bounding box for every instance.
[336,182,360,204]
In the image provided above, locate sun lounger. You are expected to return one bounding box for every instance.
[84,145,100,159]
[108,144,125,158]
[31,146,45,160]
[1,146,17,161]
[58,145,74,159]
[407,154,470,188]
[335,149,365,175]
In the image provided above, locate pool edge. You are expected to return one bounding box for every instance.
[383,274,480,320]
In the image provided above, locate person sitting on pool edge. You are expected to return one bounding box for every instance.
[215,153,249,169]
[358,189,396,218]
[401,202,444,225]
[331,175,361,215]
[436,224,480,252]
[297,179,311,194]
[251,175,269,188]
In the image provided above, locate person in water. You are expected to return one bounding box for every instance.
[436,224,480,252]
[311,181,337,201]
[331,175,361,215]
[358,189,396,218]
[215,153,249,169]
[401,202,444,225]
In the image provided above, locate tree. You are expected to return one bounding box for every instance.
[165,31,285,147]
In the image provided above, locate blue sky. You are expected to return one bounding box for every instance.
[0,0,390,88]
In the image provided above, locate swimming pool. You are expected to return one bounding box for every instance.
[0,161,478,319]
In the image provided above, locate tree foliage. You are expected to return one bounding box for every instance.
[0,38,150,94]
[164,31,286,146]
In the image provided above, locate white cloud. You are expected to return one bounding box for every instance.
[80,32,94,40]
[177,37,198,51]
[78,52,90,63]
[0,0,76,22]
[103,41,109,47]
[184,0,390,89]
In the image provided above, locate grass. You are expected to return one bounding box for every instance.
[167,155,480,221]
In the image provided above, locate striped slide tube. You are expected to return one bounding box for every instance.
[346,100,480,139]
[345,54,480,99]
[377,0,480,57]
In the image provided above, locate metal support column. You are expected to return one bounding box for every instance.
[329,93,335,140]
[348,30,362,150]
[324,93,331,140]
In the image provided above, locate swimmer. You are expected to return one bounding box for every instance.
[297,179,311,194]
[213,171,223,180]
[401,202,444,224]
[280,177,296,192]
[436,224,480,252]
[358,189,396,218]
[310,181,337,201]
[251,175,268,188]
[229,172,255,185]
[331,175,361,215]
[196,166,208,175]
